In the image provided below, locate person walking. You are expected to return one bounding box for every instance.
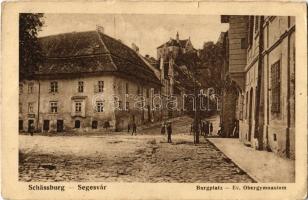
[132,122,137,135]
[167,122,172,143]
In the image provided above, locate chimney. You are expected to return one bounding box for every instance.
[131,43,139,53]
[176,32,179,42]
[96,25,104,33]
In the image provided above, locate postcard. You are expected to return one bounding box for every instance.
[1,1,307,199]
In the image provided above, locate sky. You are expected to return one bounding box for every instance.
[39,14,229,58]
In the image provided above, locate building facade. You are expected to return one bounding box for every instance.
[19,30,161,133]
[221,16,295,159]
[220,15,249,137]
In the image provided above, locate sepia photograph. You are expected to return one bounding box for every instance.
[17,13,296,184]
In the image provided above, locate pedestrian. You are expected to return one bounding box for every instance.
[132,122,137,135]
[167,122,172,143]
[204,121,209,136]
[127,123,130,133]
[232,120,239,138]
[29,123,34,136]
[190,123,193,135]
[161,122,166,135]
[210,123,213,135]
[217,124,224,137]
[201,122,205,136]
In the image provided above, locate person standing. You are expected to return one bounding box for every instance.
[204,121,209,136]
[201,122,205,136]
[161,122,166,135]
[210,123,213,135]
[167,122,172,143]
[127,123,131,133]
[132,122,137,135]
[29,123,34,136]
[190,123,193,135]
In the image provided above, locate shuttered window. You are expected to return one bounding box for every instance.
[75,102,82,112]
[96,101,104,112]
[50,101,58,113]
[271,60,281,113]
[98,81,104,92]
[50,81,58,93]
[28,83,34,94]
[78,81,84,93]
[28,102,34,113]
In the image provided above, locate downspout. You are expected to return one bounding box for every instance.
[254,16,264,150]
[286,16,291,158]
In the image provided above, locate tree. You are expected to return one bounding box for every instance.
[198,42,224,93]
[19,13,44,79]
[175,51,202,143]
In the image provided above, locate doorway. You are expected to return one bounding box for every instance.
[28,119,34,132]
[147,105,151,122]
[57,120,64,132]
[75,120,80,128]
[43,120,50,131]
[19,120,23,131]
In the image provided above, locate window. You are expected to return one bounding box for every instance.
[241,38,247,49]
[126,102,130,110]
[75,102,82,112]
[28,102,34,113]
[56,120,63,132]
[96,101,104,112]
[43,120,50,131]
[125,83,129,94]
[78,81,84,93]
[50,101,58,113]
[271,61,281,113]
[28,83,34,94]
[118,101,122,109]
[19,103,22,113]
[19,120,23,131]
[92,121,98,129]
[50,81,58,93]
[19,83,23,94]
[75,120,81,128]
[98,81,104,92]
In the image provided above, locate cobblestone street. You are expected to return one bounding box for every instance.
[19,117,254,183]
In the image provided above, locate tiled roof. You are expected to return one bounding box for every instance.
[37,31,160,85]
